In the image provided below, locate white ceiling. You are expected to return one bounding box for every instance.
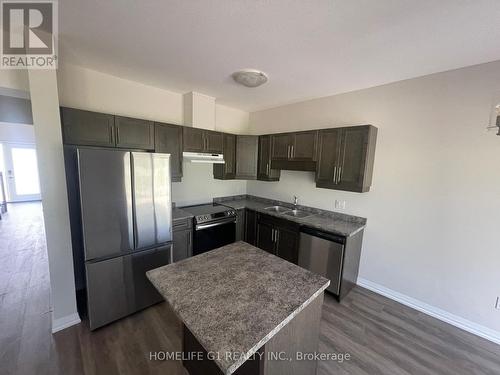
[60,0,500,112]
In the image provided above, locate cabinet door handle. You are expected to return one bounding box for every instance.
[267,163,270,175]
[333,166,337,183]
[116,126,120,145]
[338,166,342,183]
[109,125,114,144]
[276,230,279,243]
[291,145,294,159]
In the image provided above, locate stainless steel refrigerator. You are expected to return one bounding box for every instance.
[77,148,172,330]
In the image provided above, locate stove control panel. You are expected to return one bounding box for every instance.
[195,210,237,224]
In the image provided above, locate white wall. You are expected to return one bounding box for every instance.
[57,63,249,133]
[172,162,246,207]
[57,63,249,205]
[58,64,184,124]
[0,122,35,143]
[28,69,80,332]
[247,61,500,334]
[0,70,29,91]
[215,103,249,134]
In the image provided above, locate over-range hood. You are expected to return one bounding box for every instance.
[183,152,225,164]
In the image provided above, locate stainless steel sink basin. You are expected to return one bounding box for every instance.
[283,209,311,218]
[264,205,290,213]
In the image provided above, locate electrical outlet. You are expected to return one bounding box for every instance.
[334,200,346,210]
[495,297,500,310]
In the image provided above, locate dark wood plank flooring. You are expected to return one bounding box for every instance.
[1,203,499,375]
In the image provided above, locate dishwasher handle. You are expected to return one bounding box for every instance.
[300,226,345,244]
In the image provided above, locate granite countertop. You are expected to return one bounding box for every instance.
[216,195,366,237]
[172,207,193,222]
[146,241,329,375]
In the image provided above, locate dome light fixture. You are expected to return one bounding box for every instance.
[232,69,268,88]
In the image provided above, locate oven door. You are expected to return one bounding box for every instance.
[193,217,236,255]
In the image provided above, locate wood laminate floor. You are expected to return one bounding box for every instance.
[1,202,499,375]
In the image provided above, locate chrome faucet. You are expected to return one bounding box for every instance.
[293,195,298,209]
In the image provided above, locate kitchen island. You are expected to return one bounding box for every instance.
[147,241,330,375]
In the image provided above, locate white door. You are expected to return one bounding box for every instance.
[2,143,41,202]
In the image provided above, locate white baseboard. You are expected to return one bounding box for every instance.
[357,278,500,346]
[52,312,81,334]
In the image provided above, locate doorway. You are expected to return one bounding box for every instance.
[1,142,41,202]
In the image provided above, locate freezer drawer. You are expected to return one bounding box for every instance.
[298,229,345,295]
[86,245,170,330]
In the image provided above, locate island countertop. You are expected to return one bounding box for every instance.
[146,241,330,375]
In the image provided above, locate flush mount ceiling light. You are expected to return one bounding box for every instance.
[232,69,268,88]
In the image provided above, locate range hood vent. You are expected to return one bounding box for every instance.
[183,152,225,164]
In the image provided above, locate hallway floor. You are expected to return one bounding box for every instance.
[1,203,499,375]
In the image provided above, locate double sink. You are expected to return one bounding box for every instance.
[264,205,312,219]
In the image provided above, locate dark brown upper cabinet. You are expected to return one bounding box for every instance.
[183,127,223,154]
[316,125,377,193]
[213,133,236,180]
[204,131,224,153]
[315,128,341,184]
[182,127,204,152]
[270,130,318,171]
[61,107,115,147]
[61,107,154,150]
[114,116,154,150]
[155,122,183,182]
[257,135,280,181]
[270,133,292,160]
[235,135,258,179]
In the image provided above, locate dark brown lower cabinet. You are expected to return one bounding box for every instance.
[172,218,192,262]
[256,213,299,264]
[235,208,245,241]
[275,227,300,264]
[244,209,257,246]
[256,220,275,254]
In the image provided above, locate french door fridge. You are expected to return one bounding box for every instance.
[77,148,172,330]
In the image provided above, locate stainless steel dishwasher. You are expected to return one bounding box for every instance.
[298,227,345,296]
